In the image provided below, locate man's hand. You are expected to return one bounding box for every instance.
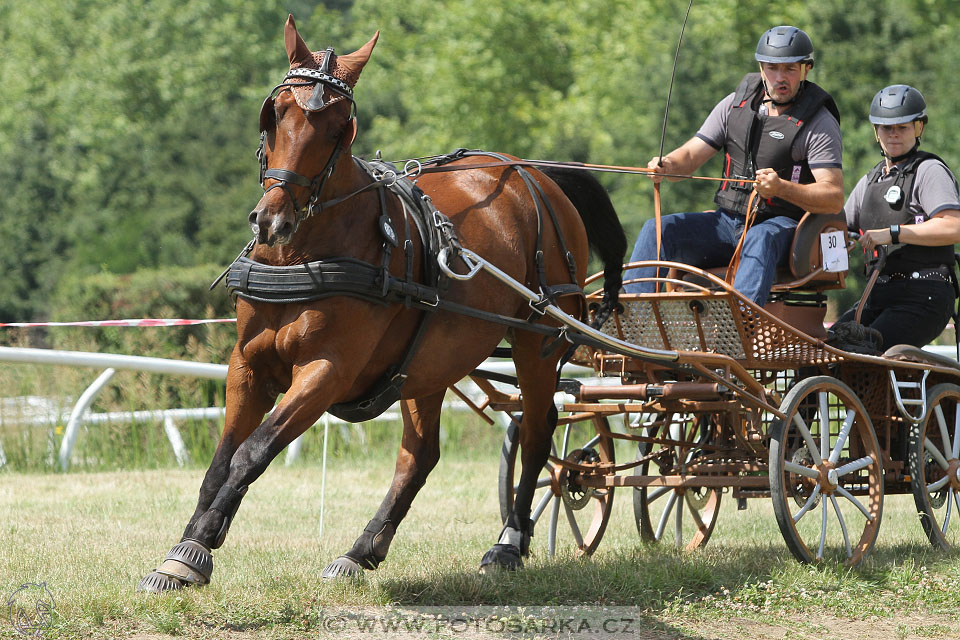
[754,167,783,199]
[646,156,668,183]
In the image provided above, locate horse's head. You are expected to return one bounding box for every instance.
[250,15,378,246]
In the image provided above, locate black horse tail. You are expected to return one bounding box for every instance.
[539,165,626,328]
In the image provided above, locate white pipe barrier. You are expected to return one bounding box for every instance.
[0,346,228,378]
[59,368,116,470]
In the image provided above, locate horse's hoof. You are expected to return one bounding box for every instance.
[322,555,366,579]
[478,543,523,574]
[138,571,187,593]
[139,539,214,592]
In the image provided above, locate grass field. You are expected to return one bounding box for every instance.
[2,441,960,640]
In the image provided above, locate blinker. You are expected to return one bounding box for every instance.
[258,95,275,132]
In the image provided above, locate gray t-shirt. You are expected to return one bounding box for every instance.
[695,92,843,170]
[844,158,960,230]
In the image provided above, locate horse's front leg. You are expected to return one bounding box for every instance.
[322,390,444,578]
[179,360,338,552]
[139,352,275,592]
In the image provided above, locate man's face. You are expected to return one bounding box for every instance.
[876,123,920,159]
[759,62,809,103]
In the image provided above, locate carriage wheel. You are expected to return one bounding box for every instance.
[498,414,614,557]
[769,376,883,566]
[631,414,721,551]
[909,383,960,550]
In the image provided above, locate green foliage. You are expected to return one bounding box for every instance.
[2,0,960,322]
[48,264,235,361]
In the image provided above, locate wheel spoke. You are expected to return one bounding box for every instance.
[928,475,951,493]
[835,455,875,478]
[686,493,707,532]
[785,460,820,479]
[582,435,601,450]
[647,486,672,503]
[830,495,852,558]
[548,496,560,557]
[935,405,952,460]
[835,485,874,521]
[560,424,572,459]
[793,414,821,465]
[531,488,554,523]
[954,489,960,527]
[942,488,953,536]
[953,404,960,459]
[828,409,856,464]
[563,500,584,547]
[925,438,951,470]
[792,484,822,523]
[818,392,831,460]
[817,499,828,560]
[674,493,684,550]
[655,491,679,541]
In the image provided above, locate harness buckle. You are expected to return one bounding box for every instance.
[529,295,552,316]
[729,175,755,192]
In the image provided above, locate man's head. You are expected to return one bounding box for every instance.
[755,26,814,105]
[869,84,927,160]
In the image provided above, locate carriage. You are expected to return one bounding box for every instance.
[470,218,960,566]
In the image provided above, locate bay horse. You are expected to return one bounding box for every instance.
[139,15,626,591]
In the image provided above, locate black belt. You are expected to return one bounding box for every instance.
[877,267,953,284]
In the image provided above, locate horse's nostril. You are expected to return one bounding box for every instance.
[248,210,261,235]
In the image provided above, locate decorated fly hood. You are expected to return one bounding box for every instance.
[255,16,379,226]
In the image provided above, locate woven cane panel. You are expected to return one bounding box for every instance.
[656,299,746,358]
[573,297,746,359]
[735,299,844,367]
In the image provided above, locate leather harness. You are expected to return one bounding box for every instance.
[226,150,584,422]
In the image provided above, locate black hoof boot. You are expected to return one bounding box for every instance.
[321,555,365,579]
[138,539,213,593]
[478,543,524,574]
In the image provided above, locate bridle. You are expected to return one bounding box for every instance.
[255,48,357,231]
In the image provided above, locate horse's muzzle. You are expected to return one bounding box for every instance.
[249,206,295,246]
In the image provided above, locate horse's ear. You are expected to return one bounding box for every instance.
[284,14,313,67]
[337,32,380,80]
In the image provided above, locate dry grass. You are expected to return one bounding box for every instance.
[2,450,960,639]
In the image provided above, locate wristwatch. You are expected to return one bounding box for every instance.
[890,224,901,244]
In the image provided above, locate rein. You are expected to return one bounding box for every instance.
[416,157,756,184]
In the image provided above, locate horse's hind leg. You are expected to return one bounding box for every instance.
[479,332,560,572]
[322,390,444,578]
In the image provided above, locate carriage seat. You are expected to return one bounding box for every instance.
[675,210,848,339]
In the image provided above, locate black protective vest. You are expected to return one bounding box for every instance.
[859,151,957,273]
[714,73,840,222]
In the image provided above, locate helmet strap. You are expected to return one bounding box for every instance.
[875,130,921,163]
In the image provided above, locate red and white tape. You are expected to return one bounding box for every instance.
[0,318,236,328]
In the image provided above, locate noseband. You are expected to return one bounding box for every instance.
[256,49,356,230]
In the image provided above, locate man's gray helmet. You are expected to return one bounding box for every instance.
[868,85,928,125]
[755,26,814,66]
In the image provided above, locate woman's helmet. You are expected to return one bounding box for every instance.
[755,26,814,66]
[868,85,928,125]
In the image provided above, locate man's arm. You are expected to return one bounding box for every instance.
[754,166,844,213]
[647,137,717,183]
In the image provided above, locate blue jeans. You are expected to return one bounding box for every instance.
[622,208,797,306]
